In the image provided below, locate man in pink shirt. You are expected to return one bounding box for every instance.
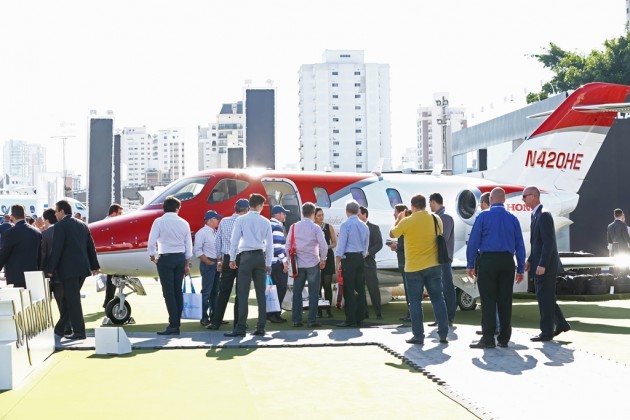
[286,202,328,327]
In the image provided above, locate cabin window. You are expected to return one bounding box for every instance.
[386,188,402,208]
[148,176,209,205]
[208,178,250,203]
[350,188,368,207]
[314,187,331,208]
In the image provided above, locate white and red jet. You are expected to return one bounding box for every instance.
[90,82,630,307]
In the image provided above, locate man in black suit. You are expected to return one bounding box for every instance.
[523,186,571,341]
[48,200,100,340]
[0,204,42,288]
[607,208,630,256]
[359,206,383,319]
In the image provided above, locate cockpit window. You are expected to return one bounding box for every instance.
[148,176,209,205]
[208,178,249,203]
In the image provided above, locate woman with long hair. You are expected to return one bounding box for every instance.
[315,207,336,318]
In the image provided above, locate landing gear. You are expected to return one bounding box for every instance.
[457,288,477,311]
[103,276,146,324]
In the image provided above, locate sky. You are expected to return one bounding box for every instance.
[0,0,627,182]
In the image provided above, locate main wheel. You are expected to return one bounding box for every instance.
[105,297,132,324]
[456,288,477,311]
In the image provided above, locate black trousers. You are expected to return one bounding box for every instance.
[532,261,570,337]
[364,264,381,316]
[103,274,116,307]
[341,253,366,325]
[56,276,86,336]
[211,254,239,326]
[156,253,186,328]
[51,279,70,335]
[234,251,266,333]
[269,262,287,316]
[477,252,514,345]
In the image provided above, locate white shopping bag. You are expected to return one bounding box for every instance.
[181,275,203,320]
[265,275,281,313]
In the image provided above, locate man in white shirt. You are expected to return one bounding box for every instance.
[194,210,222,327]
[147,196,193,335]
[225,193,273,337]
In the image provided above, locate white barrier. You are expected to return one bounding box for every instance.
[95,327,131,355]
[0,272,55,390]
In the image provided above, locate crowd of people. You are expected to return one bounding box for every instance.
[5,186,628,346]
[0,200,100,340]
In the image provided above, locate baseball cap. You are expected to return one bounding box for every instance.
[271,205,289,215]
[204,210,223,221]
[234,198,250,212]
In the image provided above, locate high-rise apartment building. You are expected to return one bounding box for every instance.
[198,102,244,170]
[2,139,46,187]
[417,93,466,170]
[121,126,186,187]
[298,50,392,172]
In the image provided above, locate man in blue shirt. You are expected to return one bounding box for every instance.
[335,200,369,327]
[466,188,525,349]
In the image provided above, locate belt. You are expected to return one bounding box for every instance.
[480,251,512,255]
[159,252,184,256]
[240,249,263,255]
[345,252,362,256]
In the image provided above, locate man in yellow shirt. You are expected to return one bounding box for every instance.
[390,194,448,345]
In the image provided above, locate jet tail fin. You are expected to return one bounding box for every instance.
[485,82,630,193]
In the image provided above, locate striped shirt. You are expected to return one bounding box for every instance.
[215,213,239,257]
[270,217,287,264]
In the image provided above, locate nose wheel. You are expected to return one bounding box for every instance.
[105,297,132,324]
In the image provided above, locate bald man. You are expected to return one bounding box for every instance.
[466,187,526,349]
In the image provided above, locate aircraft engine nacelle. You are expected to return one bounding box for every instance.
[455,188,481,226]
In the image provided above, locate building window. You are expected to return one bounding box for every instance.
[333,129,339,133]
[333,164,340,168]
[356,151,362,157]
[355,118,361,122]
[332,94,338,98]
[333,141,340,145]
[340,54,350,58]
[333,118,339,122]
[354,83,360,87]
[355,106,361,110]
[354,71,360,75]
[355,129,362,133]
[356,164,363,169]
[333,152,339,157]
[332,83,338,87]
[332,71,338,75]
[355,94,360,98]
[356,141,362,145]
[332,106,339,110]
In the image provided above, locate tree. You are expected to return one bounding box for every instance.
[527,31,630,103]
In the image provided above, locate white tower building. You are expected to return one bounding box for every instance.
[154,128,185,184]
[298,50,391,172]
[198,102,244,170]
[417,93,466,170]
[121,126,151,187]
[2,139,46,187]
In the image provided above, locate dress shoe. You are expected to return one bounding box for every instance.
[476,329,499,335]
[200,319,211,326]
[469,340,496,349]
[157,327,179,335]
[439,337,448,344]
[221,320,229,325]
[530,335,553,342]
[307,322,322,328]
[449,321,454,327]
[64,333,87,340]
[252,329,265,336]
[293,322,303,327]
[336,322,356,327]
[399,315,411,322]
[205,323,220,330]
[428,321,438,327]
[376,315,383,320]
[405,336,424,345]
[224,331,246,337]
[268,316,284,324]
[498,342,508,348]
[554,325,571,337]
